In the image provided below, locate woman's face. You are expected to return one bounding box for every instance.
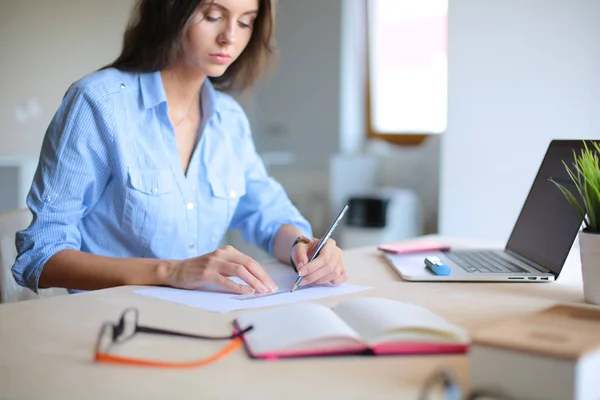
[184,0,260,77]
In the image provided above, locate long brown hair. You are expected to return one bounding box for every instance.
[104,0,276,93]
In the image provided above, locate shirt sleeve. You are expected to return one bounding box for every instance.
[229,113,312,256]
[11,84,113,293]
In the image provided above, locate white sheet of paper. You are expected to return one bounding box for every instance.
[134,262,371,313]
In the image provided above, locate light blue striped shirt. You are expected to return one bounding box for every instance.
[12,68,311,293]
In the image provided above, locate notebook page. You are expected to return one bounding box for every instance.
[333,297,468,346]
[237,302,365,356]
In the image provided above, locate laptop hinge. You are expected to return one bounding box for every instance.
[505,249,553,274]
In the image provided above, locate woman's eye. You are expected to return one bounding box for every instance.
[238,18,254,29]
[205,14,221,22]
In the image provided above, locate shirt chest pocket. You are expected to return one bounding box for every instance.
[207,171,247,239]
[123,169,177,242]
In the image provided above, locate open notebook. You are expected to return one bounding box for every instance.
[233,297,470,359]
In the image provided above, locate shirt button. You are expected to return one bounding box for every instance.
[44,196,51,202]
[186,202,195,210]
[189,244,195,250]
[120,83,126,89]
[229,190,237,198]
[151,187,159,195]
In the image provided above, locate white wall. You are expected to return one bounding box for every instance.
[0,0,134,155]
[249,0,343,169]
[441,0,600,242]
[339,0,367,155]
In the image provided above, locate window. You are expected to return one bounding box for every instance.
[367,0,448,145]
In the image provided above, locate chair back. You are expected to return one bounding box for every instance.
[0,209,67,303]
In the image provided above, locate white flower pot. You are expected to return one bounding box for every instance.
[579,230,600,305]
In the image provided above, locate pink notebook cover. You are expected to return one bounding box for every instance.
[378,241,450,255]
[233,321,469,360]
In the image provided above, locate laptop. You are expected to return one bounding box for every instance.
[385,139,589,282]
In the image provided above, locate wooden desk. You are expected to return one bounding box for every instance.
[0,237,586,399]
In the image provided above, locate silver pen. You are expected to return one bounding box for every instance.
[291,204,350,292]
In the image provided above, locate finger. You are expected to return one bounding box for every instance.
[308,238,336,259]
[220,246,277,291]
[297,240,338,276]
[221,262,270,294]
[312,264,346,285]
[306,260,344,285]
[300,247,342,283]
[213,272,256,295]
[292,242,310,270]
[296,249,329,277]
[311,273,337,286]
[331,272,348,285]
[302,252,342,285]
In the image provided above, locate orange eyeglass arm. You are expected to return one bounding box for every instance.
[94,337,243,369]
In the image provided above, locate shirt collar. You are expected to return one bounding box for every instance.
[139,71,167,109]
[139,71,220,121]
[200,78,218,121]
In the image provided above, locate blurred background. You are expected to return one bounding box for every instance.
[1,0,599,263]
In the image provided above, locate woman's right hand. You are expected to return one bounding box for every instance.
[165,245,278,295]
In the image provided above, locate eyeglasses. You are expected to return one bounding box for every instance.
[94,307,253,369]
[419,369,513,400]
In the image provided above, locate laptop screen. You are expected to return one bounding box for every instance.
[506,140,588,276]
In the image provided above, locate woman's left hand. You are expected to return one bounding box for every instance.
[291,238,347,286]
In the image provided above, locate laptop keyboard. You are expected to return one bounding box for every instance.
[443,251,529,274]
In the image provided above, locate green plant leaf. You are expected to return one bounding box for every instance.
[550,178,587,224]
[551,141,600,232]
[563,159,590,224]
[579,145,600,231]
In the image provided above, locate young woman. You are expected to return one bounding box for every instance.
[12,0,347,295]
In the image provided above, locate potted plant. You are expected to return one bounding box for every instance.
[551,141,600,305]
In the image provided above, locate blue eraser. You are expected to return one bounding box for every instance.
[430,263,451,276]
[425,256,452,276]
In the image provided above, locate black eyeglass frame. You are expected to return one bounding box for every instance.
[94,307,253,354]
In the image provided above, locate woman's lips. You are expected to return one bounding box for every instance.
[209,54,231,65]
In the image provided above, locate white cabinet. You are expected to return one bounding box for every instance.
[0,156,38,215]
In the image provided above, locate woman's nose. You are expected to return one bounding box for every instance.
[217,22,236,45]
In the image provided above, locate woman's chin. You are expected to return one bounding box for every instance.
[204,65,229,78]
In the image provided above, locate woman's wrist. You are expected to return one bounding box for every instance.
[155,259,179,287]
[273,225,311,267]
